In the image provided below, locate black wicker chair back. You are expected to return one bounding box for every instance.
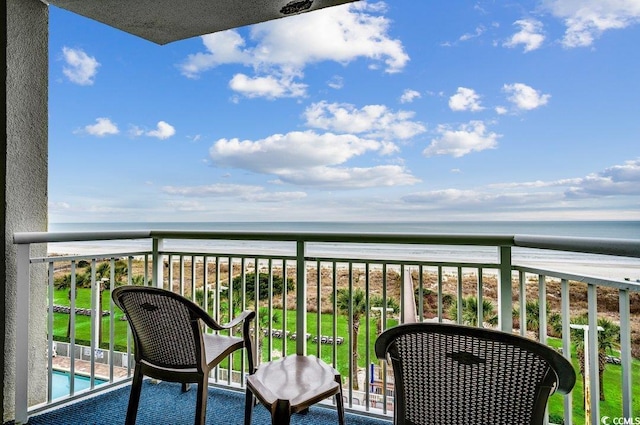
[115,288,201,368]
[375,323,576,425]
[112,285,255,425]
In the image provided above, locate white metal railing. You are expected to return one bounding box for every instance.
[13,230,640,425]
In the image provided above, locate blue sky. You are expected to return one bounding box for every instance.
[48,0,640,223]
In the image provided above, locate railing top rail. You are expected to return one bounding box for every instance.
[12,229,640,258]
[514,234,640,258]
[149,230,516,246]
[14,229,515,245]
[13,230,151,244]
[513,264,640,291]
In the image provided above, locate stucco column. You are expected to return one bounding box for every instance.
[4,0,49,421]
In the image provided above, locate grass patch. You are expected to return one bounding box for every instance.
[546,337,640,423]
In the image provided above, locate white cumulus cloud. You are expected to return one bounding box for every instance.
[449,87,484,112]
[83,117,119,137]
[303,101,426,140]
[62,47,100,85]
[274,165,418,188]
[178,2,408,98]
[504,19,545,52]
[423,121,500,157]
[209,130,418,188]
[503,83,551,110]
[146,121,176,140]
[543,0,640,47]
[211,131,382,171]
[229,73,307,99]
[400,89,421,104]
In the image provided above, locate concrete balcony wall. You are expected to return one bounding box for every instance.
[4,0,49,421]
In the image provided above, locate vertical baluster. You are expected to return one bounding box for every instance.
[295,242,307,356]
[364,263,371,411]
[109,258,115,382]
[477,267,484,328]
[437,265,443,322]
[561,279,573,425]
[315,259,321,359]
[519,271,527,337]
[618,288,632,420]
[47,261,55,403]
[89,259,97,389]
[69,260,76,396]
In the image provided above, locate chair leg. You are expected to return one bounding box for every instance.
[271,400,291,425]
[335,390,345,425]
[125,367,144,425]
[194,375,208,425]
[244,388,254,425]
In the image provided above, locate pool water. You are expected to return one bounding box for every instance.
[51,370,107,399]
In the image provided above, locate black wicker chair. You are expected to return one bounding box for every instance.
[375,322,576,425]
[112,285,255,425]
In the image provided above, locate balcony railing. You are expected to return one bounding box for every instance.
[13,229,640,425]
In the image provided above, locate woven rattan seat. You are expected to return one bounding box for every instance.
[375,323,576,425]
[112,285,255,425]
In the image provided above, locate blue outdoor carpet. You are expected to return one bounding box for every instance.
[27,380,391,424]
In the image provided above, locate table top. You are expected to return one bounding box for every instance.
[247,354,341,409]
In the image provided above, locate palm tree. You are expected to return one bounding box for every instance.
[335,288,367,390]
[96,260,128,283]
[449,296,498,327]
[511,300,562,340]
[195,288,215,314]
[523,300,541,339]
[571,315,620,402]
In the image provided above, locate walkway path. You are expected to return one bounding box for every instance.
[52,355,130,380]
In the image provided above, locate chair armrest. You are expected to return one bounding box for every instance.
[220,310,256,330]
[195,308,256,373]
[199,309,256,332]
[551,357,576,395]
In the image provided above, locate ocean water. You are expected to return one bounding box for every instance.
[47,221,640,280]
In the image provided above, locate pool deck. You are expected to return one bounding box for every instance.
[52,355,130,380]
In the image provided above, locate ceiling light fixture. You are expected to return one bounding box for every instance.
[281,0,313,15]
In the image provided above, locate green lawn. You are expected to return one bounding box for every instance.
[52,288,130,349]
[52,288,639,422]
[546,338,640,423]
[258,307,399,380]
[52,289,395,376]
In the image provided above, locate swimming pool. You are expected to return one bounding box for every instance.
[51,370,107,399]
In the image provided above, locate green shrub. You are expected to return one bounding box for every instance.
[231,272,294,300]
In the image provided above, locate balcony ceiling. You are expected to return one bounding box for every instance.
[46,0,360,45]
